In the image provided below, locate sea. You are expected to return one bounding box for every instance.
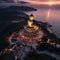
[26,6,60,38]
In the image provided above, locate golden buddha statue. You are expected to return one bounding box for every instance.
[27,14,34,27]
[24,14,39,32]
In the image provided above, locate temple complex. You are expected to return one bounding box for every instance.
[9,14,44,45]
[1,14,60,60]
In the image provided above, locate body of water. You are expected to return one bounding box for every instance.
[26,8,60,38]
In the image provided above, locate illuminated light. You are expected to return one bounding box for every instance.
[9,48,13,51]
[34,25,39,30]
[48,2,54,6]
[46,9,51,22]
[15,56,18,60]
[9,47,14,51]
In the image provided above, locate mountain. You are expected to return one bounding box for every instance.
[0,5,37,12]
[0,10,29,21]
[0,5,37,21]
[19,1,30,4]
[35,5,60,10]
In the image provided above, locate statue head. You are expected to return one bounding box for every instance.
[29,14,34,21]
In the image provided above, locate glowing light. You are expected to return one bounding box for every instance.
[48,2,53,6]
[9,47,14,51]
[15,56,18,60]
[46,9,51,22]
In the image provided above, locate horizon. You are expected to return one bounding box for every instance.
[0,0,60,6]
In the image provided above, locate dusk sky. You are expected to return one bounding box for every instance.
[23,0,60,5]
[22,0,60,1]
[0,0,60,5]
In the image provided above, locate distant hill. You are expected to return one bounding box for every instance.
[19,1,30,4]
[0,5,37,12]
[36,5,60,10]
[0,5,37,21]
[0,10,29,21]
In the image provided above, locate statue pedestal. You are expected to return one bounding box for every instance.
[24,25,39,33]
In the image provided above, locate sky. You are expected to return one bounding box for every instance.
[29,0,60,1]
[24,0,60,5]
[0,0,60,5]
